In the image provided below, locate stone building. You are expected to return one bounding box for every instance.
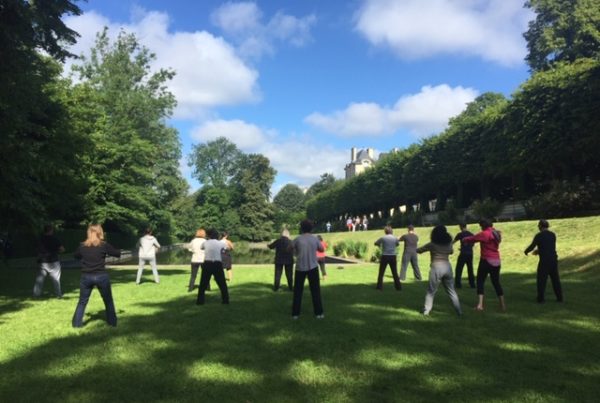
[344,147,377,179]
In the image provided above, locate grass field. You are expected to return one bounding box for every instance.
[1,217,599,402]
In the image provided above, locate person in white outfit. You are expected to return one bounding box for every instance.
[187,228,207,292]
[136,228,161,284]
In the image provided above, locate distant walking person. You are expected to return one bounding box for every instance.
[72,224,121,327]
[136,228,160,285]
[326,222,332,233]
[463,219,506,312]
[268,229,294,291]
[187,228,208,292]
[316,235,328,280]
[197,229,229,305]
[399,225,422,281]
[453,223,475,289]
[292,220,324,319]
[374,226,402,291]
[362,216,369,231]
[221,231,234,282]
[417,225,462,316]
[33,224,64,298]
[346,218,353,232]
[524,219,563,303]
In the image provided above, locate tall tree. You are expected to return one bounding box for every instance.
[70,29,184,236]
[524,0,600,71]
[305,173,337,200]
[188,137,243,187]
[273,184,306,213]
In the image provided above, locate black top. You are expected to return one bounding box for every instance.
[74,242,121,273]
[525,230,557,261]
[268,237,294,265]
[38,234,63,263]
[453,230,474,255]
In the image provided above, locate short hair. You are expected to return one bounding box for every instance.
[300,219,313,234]
[206,228,219,240]
[538,219,550,229]
[407,224,415,231]
[479,218,492,229]
[195,228,206,238]
[384,226,393,235]
[431,225,452,244]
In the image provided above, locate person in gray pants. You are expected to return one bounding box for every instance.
[399,225,422,281]
[417,225,462,316]
[33,224,64,298]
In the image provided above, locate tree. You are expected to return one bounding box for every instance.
[70,28,184,236]
[273,184,306,213]
[524,0,600,71]
[188,137,243,187]
[305,173,337,200]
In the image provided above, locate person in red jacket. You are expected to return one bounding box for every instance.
[316,235,328,280]
[462,218,506,312]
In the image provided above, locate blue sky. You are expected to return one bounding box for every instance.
[64,0,534,195]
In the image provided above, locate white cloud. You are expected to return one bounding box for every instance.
[190,120,347,185]
[63,9,259,119]
[355,0,534,66]
[211,1,316,60]
[305,84,479,137]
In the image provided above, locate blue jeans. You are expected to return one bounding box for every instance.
[72,272,117,327]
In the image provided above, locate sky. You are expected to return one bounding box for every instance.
[63,0,535,195]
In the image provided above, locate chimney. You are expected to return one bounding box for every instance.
[351,147,357,162]
[367,148,374,159]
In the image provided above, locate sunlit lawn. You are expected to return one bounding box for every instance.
[1,217,599,402]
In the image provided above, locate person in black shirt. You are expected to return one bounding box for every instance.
[72,224,121,327]
[33,225,65,298]
[452,223,475,289]
[268,229,294,291]
[524,219,563,303]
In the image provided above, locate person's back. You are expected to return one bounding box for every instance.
[139,234,160,258]
[534,230,557,261]
[400,232,419,252]
[76,242,121,273]
[293,233,321,271]
[39,233,62,263]
[420,242,453,263]
[375,234,399,256]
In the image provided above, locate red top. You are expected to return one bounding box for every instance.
[316,241,327,258]
[463,227,501,262]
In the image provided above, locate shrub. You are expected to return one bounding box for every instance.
[525,179,600,218]
[469,198,502,220]
[370,247,382,263]
[333,241,346,257]
[354,242,369,259]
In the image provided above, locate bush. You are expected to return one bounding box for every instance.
[469,198,502,220]
[332,240,369,259]
[370,247,382,263]
[333,241,347,257]
[438,200,459,225]
[354,242,368,259]
[525,179,600,218]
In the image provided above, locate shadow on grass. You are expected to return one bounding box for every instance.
[559,250,600,275]
[0,267,599,402]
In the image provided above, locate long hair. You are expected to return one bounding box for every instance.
[83,224,104,247]
[430,225,452,245]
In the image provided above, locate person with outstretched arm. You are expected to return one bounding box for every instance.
[524,219,563,303]
[291,220,324,319]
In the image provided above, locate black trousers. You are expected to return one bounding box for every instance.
[292,268,323,316]
[377,255,401,290]
[537,259,563,302]
[476,259,503,296]
[189,262,210,291]
[274,263,293,291]
[197,261,228,304]
[455,254,475,288]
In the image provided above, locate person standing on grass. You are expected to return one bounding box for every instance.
[268,229,294,291]
[33,224,65,299]
[326,222,331,233]
[463,219,506,312]
[136,227,161,285]
[292,220,324,319]
[399,225,422,281]
[72,224,121,328]
[374,226,402,291]
[316,235,328,280]
[187,228,209,292]
[220,231,234,282]
[453,223,475,289]
[417,225,462,316]
[524,219,563,303]
[197,229,229,305]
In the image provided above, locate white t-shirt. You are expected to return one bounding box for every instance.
[188,237,206,263]
[138,235,160,258]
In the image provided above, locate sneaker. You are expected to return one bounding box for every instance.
[316,314,324,319]
[292,316,299,320]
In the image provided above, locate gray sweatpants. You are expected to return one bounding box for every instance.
[400,251,422,281]
[423,261,462,315]
[33,261,62,297]
[137,256,160,284]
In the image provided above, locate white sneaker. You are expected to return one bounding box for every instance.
[292,316,299,320]
[316,314,325,319]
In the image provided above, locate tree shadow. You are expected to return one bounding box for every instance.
[0,269,598,402]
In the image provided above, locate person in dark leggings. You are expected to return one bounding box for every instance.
[374,226,402,291]
[72,224,121,327]
[524,219,563,303]
[463,219,506,312]
[453,223,475,289]
[291,220,324,319]
[268,229,294,291]
[197,229,229,305]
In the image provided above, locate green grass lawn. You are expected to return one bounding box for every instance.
[1,217,599,402]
